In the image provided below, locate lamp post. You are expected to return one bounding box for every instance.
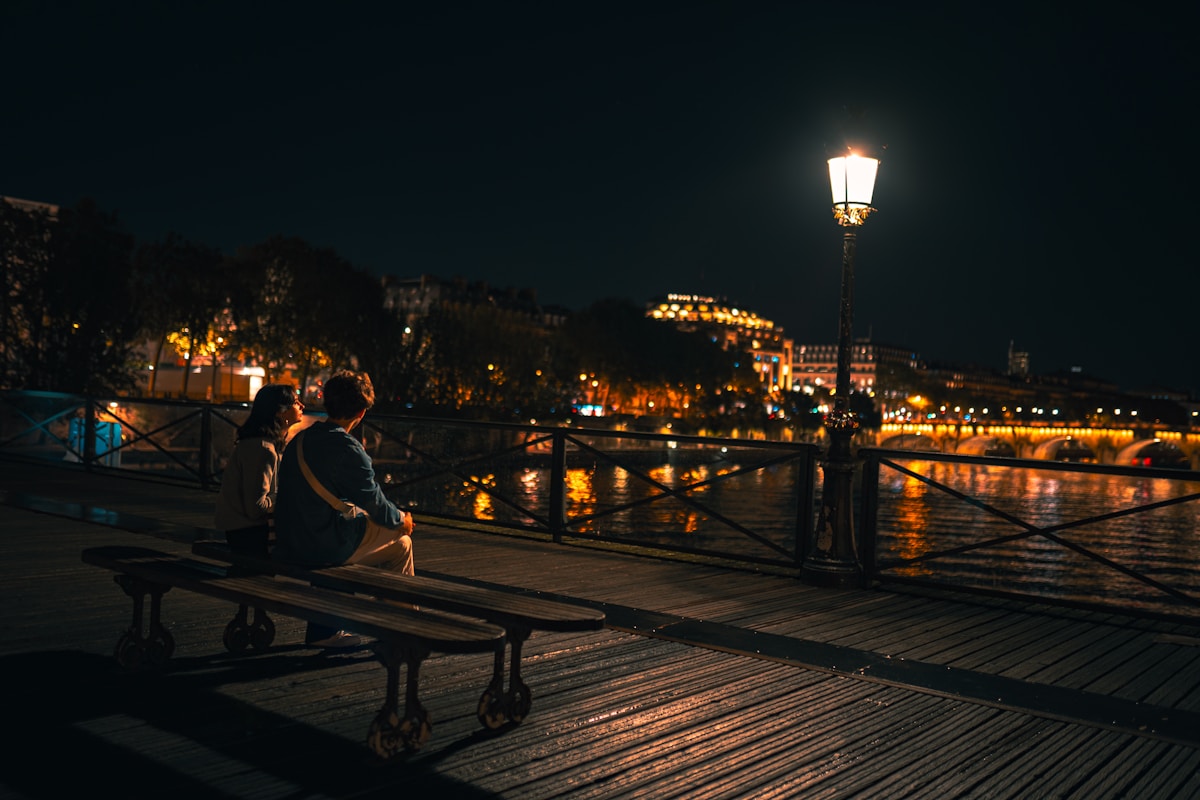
[801,151,879,587]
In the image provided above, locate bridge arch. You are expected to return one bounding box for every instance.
[955,435,1016,457]
[1032,436,1097,463]
[1114,439,1190,468]
[878,433,940,451]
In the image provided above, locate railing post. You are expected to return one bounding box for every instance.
[549,430,567,544]
[82,397,97,470]
[858,449,880,586]
[796,446,817,566]
[199,405,214,489]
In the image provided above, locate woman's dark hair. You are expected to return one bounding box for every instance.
[321,370,375,419]
[237,384,297,445]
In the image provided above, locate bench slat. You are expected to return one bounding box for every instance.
[192,540,605,632]
[84,545,504,653]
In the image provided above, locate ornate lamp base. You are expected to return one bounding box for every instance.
[800,556,862,587]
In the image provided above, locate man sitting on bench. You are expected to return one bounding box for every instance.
[275,369,416,649]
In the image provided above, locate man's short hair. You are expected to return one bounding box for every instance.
[322,370,375,419]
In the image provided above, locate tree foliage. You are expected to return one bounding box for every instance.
[228,236,397,397]
[133,232,230,397]
[412,301,552,415]
[1,198,139,393]
[561,297,746,417]
[1,200,54,389]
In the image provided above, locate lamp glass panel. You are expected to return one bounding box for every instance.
[828,155,879,207]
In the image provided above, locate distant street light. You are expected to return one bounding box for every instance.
[801,150,879,587]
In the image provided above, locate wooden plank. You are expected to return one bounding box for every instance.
[191,540,605,632]
[949,613,1088,673]
[1066,735,1176,797]
[1132,744,1200,798]
[1108,643,1200,706]
[774,701,1008,799]
[1143,650,1200,710]
[1000,619,1121,684]
[860,603,1033,660]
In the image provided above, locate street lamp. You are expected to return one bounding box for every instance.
[801,150,879,587]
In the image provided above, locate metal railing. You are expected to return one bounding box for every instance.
[4,390,1198,620]
[0,390,246,487]
[859,448,1200,622]
[0,391,818,568]
[358,414,818,566]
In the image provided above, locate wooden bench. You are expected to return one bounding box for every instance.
[191,539,606,729]
[82,544,505,757]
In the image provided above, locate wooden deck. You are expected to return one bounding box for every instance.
[2,457,1199,799]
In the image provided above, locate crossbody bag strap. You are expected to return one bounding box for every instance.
[295,432,354,516]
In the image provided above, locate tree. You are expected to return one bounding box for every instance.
[1,198,140,393]
[0,199,56,389]
[132,233,230,398]
[365,312,434,411]
[231,236,388,397]
[561,297,745,419]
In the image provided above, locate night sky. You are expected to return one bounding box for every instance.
[4,3,1196,394]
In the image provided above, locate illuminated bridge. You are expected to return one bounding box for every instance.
[869,423,1200,469]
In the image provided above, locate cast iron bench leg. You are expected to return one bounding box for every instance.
[222,604,276,653]
[367,641,433,757]
[476,641,509,729]
[476,626,532,729]
[505,626,533,723]
[112,574,176,670]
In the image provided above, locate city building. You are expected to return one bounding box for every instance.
[792,339,920,403]
[1,196,59,215]
[647,293,794,395]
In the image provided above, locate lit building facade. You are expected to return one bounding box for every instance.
[792,339,920,400]
[647,293,794,394]
[1,196,59,215]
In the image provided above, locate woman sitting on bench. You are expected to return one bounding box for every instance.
[214,384,305,557]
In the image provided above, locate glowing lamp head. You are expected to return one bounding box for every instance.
[828,153,879,226]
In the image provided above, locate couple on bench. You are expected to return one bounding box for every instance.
[215,370,415,649]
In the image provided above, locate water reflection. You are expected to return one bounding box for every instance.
[385,444,808,563]
[890,470,934,577]
[469,472,497,520]
[565,467,594,508]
